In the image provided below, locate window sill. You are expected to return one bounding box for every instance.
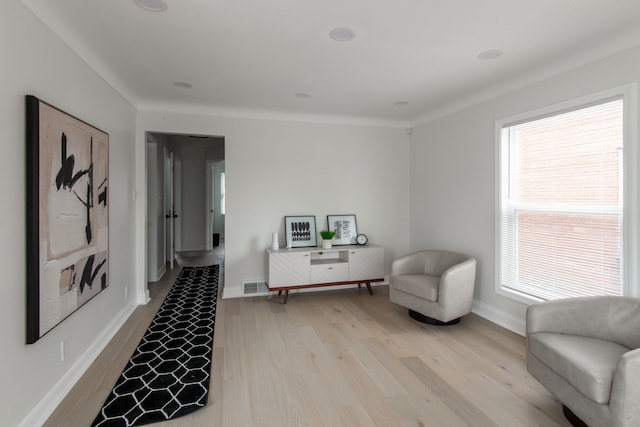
[496,285,546,306]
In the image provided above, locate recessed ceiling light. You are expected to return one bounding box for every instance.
[394,101,409,106]
[330,28,356,42]
[173,81,192,89]
[478,49,503,61]
[134,0,167,12]
[294,92,311,99]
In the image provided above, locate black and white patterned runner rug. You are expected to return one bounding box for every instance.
[92,264,219,427]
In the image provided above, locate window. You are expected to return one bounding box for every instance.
[497,92,631,302]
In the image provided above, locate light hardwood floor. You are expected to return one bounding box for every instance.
[44,248,570,427]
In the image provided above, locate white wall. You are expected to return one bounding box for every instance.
[178,141,226,250]
[410,46,640,334]
[1,2,137,425]
[136,112,411,298]
[179,142,209,250]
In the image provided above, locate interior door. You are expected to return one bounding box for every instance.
[173,157,182,252]
[164,149,175,269]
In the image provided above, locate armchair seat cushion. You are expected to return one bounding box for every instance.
[391,274,439,302]
[529,332,630,404]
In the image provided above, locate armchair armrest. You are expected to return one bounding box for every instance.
[437,258,477,312]
[610,348,640,427]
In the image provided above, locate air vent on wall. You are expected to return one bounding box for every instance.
[243,281,269,296]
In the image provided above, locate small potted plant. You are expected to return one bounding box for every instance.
[320,230,336,249]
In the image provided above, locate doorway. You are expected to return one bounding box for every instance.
[145,132,225,282]
[206,160,225,251]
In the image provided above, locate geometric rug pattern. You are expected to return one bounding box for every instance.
[91,265,219,427]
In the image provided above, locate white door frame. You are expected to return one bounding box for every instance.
[174,157,182,252]
[205,160,215,251]
[164,148,175,269]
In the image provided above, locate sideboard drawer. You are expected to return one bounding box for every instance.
[310,263,348,284]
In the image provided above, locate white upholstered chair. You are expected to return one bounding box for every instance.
[526,296,640,427]
[389,250,476,325]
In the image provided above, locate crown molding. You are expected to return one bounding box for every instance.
[137,101,410,129]
[410,26,640,127]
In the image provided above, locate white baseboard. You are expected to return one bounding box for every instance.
[17,300,139,427]
[223,277,389,300]
[137,287,151,305]
[156,264,166,281]
[222,286,242,299]
[472,299,526,336]
[227,283,525,336]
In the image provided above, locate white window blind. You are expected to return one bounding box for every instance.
[499,98,624,300]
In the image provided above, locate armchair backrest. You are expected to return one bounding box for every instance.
[391,250,474,278]
[599,297,640,349]
[420,250,470,276]
[527,296,640,349]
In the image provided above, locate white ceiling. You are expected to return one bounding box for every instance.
[21,0,640,126]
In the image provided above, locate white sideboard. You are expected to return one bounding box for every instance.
[266,245,384,303]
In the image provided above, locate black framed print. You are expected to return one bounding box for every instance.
[284,215,317,248]
[327,214,357,245]
[26,95,109,344]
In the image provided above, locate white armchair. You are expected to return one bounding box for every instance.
[526,296,640,427]
[389,250,476,325]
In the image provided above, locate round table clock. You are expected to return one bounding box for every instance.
[356,233,368,246]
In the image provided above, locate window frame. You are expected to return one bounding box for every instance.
[495,84,639,304]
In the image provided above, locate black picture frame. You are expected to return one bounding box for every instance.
[284,215,317,248]
[26,95,110,344]
[327,214,358,245]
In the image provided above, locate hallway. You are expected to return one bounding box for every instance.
[150,243,225,298]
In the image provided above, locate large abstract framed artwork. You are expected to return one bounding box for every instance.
[26,95,109,344]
